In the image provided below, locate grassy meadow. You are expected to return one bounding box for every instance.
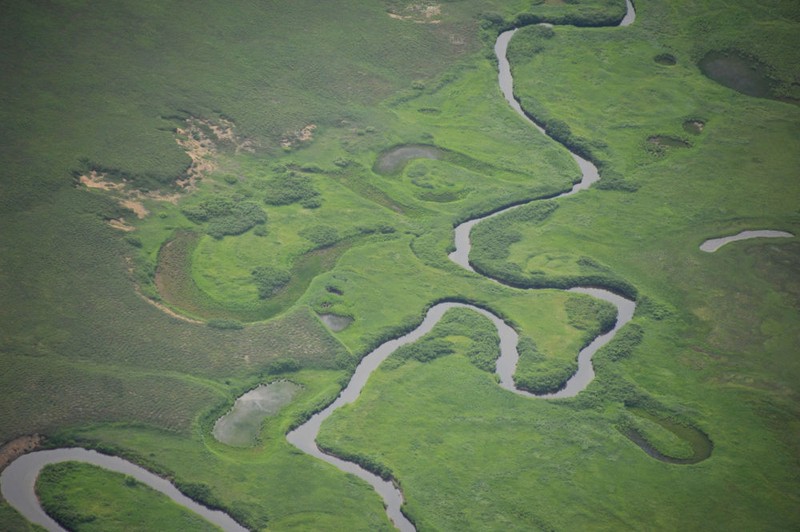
[1,0,799,530]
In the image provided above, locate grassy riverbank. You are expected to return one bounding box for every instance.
[36,462,221,531]
[2,0,799,530]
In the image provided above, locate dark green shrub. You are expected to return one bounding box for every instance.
[182,196,266,239]
[267,358,300,374]
[251,266,291,298]
[207,318,245,330]
[299,225,339,248]
[394,338,454,363]
[263,171,321,207]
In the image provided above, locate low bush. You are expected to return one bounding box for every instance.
[251,266,292,299]
[182,196,266,239]
[267,357,301,374]
[263,171,321,207]
[299,225,339,248]
[251,266,292,298]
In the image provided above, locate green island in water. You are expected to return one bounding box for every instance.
[1,0,798,530]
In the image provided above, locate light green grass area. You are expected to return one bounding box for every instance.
[1,0,799,530]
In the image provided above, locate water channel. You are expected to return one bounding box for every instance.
[700,230,794,252]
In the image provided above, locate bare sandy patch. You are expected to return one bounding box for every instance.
[108,218,136,231]
[175,116,255,189]
[80,170,125,191]
[281,123,317,149]
[0,434,43,472]
[78,116,253,217]
[120,199,148,219]
[388,3,442,24]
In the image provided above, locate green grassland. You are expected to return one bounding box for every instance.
[2,0,799,530]
[36,462,221,531]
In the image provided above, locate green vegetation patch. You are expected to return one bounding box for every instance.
[385,307,501,372]
[182,196,266,239]
[263,170,322,209]
[36,462,221,531]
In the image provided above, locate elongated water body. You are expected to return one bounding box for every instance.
[700,230,794,252]
[290,3,638,531]
[0,448,247,532]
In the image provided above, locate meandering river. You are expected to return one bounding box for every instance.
[288,3,638,531]
[3,2,652,531]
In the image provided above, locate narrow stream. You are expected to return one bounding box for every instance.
[700,230,794,252]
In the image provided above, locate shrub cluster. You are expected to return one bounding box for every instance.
[384,306,502,372]
[513,335,578,395]
[515,359,578,395]
[263,171,321,208]
[251,265,291,299]
[299,225,339,248]
[393,338,455,363]
[565,294,617,335]
[266,357,301,374]
[182,196,266,239]
[599,323,643,361]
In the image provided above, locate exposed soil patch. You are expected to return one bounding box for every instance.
[280,124,317,149]
[120,199,149,219]
[699,50,776,98]
[80,170,125,191]
[0,434,43,472]
[654,53,676,66]
[107,218,136,231]
[175,116,255,188]
[78,116,253,224]
[387,3,441,24]
[682,120,705,134]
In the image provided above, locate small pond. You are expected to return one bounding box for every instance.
[213,381,300,447]
[318,313,353,332]
[373,144,445,175]
[699,50,775,98]
[622,408,713,465]
[700,230,794,252]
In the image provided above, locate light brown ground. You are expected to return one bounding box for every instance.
[0,434,43,472]
[280,123,317,149]
[388,3,442,23]
[107,218,136,231]
[79,116,253,223]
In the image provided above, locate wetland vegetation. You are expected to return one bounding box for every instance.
[1,0,799,530]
